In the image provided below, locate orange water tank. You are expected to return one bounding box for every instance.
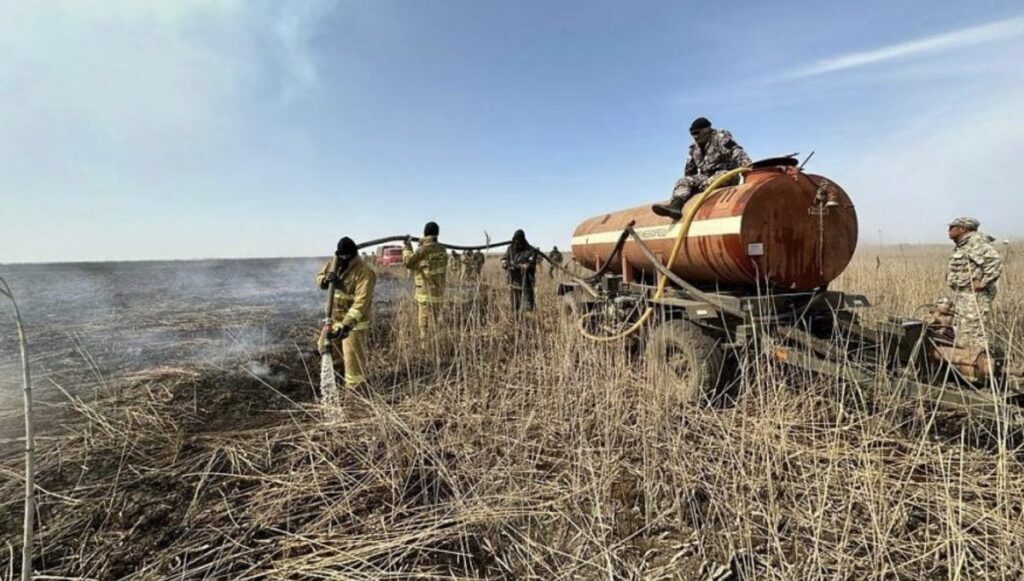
[571,166,858,291]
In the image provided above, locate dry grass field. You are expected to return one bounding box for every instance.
[2,245,1023,579]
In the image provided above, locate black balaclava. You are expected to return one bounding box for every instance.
[512,229,528,252]
[689,116,713,147]
[335,236,358,270]
[424,221,440,237]
[689,117,711,133]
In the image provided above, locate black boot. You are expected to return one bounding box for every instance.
[651,196,684,220]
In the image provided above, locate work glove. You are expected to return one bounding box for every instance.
[325,271,340,285]
[328,325,352,340]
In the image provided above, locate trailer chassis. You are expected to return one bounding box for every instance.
[559,276,1024,427]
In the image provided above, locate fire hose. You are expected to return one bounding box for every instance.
[346,167,749,342]
[573,167,751,342]
[319,234,520,397]
[355,235,512,252]
[357,234,602,298]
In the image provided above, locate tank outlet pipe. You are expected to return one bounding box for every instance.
[580,226,634,284]
[577,166,751,342]
[624,227,746,319]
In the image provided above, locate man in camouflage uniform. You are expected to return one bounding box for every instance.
[464,250,483,280]
[652,117,752,220]
[315,237,377,388]
[473,250,486,278]
[547,245,563,278]
[946,217,1003,350]
[452,251,465,279]
[404,221,449,345]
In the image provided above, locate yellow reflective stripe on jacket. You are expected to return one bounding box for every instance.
[334,291,355,300]
[341,317,371,330]
[332,320,371,332]
[342,308,368,329]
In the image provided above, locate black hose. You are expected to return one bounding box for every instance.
[581,225,634,283]
[357,233,603,297]
[624,227,746,319]
[355,235,512,251]
[531,247,601,298]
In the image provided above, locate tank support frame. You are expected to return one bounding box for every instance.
[559,277,1024,426]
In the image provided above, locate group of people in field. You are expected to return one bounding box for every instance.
[447,249,486,280]
[314,115,1007,392]
[315,221,567,389]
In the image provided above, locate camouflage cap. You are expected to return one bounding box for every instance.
[948,217,980,230]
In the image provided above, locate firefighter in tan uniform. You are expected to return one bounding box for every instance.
[403,221,448,344]
[316,237,376,387]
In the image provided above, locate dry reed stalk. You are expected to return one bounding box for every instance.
[1,249,1023,579]
[0,276,35,581]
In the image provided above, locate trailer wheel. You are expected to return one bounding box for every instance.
[645,319,737,405]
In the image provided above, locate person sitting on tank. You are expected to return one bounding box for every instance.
[652,117,752,220]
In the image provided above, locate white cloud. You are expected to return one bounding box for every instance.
[784,14,1024,80]
[0,1,335,262]
[0,0,332,173]
[734,13,1024,241]
[829,87,1024,242]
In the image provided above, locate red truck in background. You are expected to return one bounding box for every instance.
[375,245,404,267]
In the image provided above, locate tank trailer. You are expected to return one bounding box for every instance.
[560,158,1024,426]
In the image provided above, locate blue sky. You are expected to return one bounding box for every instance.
[3,0,1023,262]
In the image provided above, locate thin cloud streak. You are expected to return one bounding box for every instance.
[785,14,1024,80]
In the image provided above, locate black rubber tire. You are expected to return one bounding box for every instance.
[645,319,737,405]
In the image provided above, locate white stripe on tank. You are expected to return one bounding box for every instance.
[570,215,742,246]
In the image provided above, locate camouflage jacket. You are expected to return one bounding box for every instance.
[947,231,1002,293]
[548,249,563,264]
[680,129,752,191]
[315,256,377,331]
[403,236,448,303]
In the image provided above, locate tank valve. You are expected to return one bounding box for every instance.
[814,179,841,208]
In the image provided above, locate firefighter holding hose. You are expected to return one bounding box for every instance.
[403,221,449,345]
[316,237,377,388]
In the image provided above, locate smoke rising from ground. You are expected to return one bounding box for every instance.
[0,257,404,436]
